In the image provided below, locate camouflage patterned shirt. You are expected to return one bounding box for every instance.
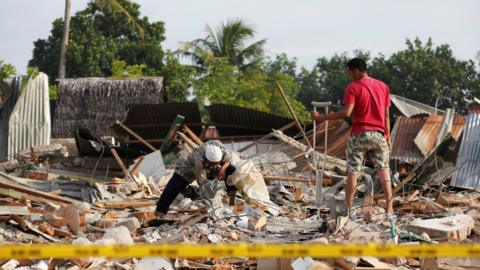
[175,140,232,183]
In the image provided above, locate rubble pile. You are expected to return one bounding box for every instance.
[1,78,480,269]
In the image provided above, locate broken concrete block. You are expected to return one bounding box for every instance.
[134,257,173,270]
[292,257,314,270]
[407,214,474,241]
[0,159,19,172]
[116,217,141,232]
[248,215,267,231]
[102,226,133,244]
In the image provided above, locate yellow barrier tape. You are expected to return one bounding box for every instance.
[0,243,480,259]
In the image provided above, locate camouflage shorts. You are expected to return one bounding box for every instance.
[346,131,390,174]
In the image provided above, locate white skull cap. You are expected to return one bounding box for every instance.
[205,144,222,163]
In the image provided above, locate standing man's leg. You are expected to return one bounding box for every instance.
[370,132,394,216]
[345,173,359,213]
[378,169,393,215]
[345,134,366,216]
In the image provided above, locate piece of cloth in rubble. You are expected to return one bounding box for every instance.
[227,153,281,215]
[174,140,232,184]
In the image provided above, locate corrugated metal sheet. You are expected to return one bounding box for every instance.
[390,94,443,117]
[451,113,480,189]
[0,77,22,160]
[414,113,464,156]
[391,115,427,164]
[7,73,50,159]
[206,104,294,137]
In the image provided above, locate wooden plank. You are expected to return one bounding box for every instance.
[0,173,78,205]
[116,121,157,152]
[238,121,296,153]
[263,175,317,184]
[183,125,204,145]
[393,172,417,194]
[110,148,136,184]
[177,131,199,149]
[0,206,30,216]
[95,199,158,209]
[161,115,185,152]
[129,156,145,176]
[275,81,312,149]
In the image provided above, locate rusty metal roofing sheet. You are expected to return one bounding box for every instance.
[0,77,22,161]
[390,94,443,117]
[451,113,480,189]
[206,104,294,137]
[414,113,464,156]
[390,115,427,164]
[114,102,202,140]
[8,73,50,159]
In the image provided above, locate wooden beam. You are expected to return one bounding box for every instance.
[0,173,79,205]
[393,172,417,194]
[275,81,312,149]
[177,131,199,149]
[129,155,145,176]
[161,115,185,152]
[183,125,204,145]
[110,148,136,184]
[115,121,156,152]
[263,175,317,184]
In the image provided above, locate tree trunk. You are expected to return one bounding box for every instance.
[58,0,71,79]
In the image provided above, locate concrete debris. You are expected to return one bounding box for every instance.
[407,215,475,241]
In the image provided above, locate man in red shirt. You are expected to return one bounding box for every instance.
[311,57,393,217]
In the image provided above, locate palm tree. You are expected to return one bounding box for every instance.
[180,19,266,71]
[57,0,144,79]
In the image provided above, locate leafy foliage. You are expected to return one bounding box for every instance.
[179,19,266,71]
[29,0,165,84]
[0,59,16,81]
[296,39,480,111]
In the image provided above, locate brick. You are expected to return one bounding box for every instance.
[116,217,141,232]
[38,222,54,236]
[135,211,155,222]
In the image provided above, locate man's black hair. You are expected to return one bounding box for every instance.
[346,57,367,72]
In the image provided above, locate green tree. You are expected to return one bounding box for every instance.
[162,51,196,102]
[179,19,266,71]
[58,0,145,79]
[29,0,165,84]
[0,59,16,81]
[296,50,369,108]
[193,56,308,120]
[375,38,480,110]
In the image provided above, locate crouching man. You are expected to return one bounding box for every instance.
[154,140,237,217]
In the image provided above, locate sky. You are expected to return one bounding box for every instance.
[1,0,479,74]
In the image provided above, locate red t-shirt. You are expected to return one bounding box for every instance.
[343,76,391,135]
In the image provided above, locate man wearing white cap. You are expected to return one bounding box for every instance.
[155,140,237,217]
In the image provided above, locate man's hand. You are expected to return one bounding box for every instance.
[217,167,226,180]
[311,112,325,122]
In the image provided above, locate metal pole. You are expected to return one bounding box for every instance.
[319,106,329,206]
[313,106,318,208]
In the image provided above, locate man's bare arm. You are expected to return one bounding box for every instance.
[385,107,391,146]
[311,104,354,122]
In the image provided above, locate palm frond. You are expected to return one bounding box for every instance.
[95,0,144,39]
